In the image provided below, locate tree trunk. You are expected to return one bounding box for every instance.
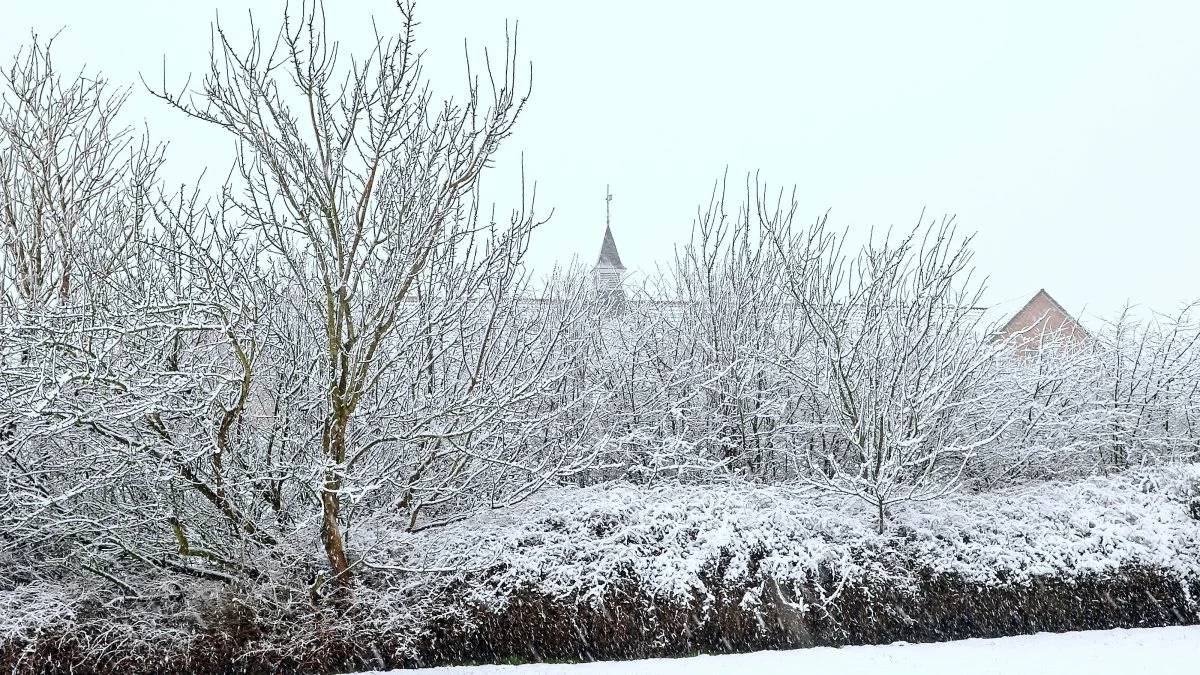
[321,414,352,588]
[320,478,350,587]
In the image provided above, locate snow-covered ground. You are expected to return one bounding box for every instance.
[353,626,1200,675]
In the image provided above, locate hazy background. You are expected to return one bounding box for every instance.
[4,0,1198,322]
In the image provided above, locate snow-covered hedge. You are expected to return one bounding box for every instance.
[5,465,1200,673]
[371,464,1200,598]
[350,464,1200,665]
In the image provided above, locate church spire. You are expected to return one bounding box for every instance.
[593,186,626,307]
[595,185,625,270]
[596,224,625,270]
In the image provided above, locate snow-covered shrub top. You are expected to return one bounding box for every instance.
[372,484,889,610]
[368,464,1200,613]
[899,465,1200,584]
[0,583,77,644]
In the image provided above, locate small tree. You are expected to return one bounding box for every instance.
[1,37,162,315]
[664,177,802,478]
[1099,303,1200,468]
[0,37,177,592]
[772,209,1001,533]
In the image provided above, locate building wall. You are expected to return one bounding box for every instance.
[998,291,1088,353]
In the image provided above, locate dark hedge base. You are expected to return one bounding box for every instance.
[410,566,1200,668]
[5,564,1198,675]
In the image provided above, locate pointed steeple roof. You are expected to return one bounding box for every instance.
[595,224,625,270]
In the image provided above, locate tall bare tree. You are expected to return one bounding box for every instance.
[149,1,578,588]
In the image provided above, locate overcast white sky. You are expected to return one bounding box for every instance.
[4,1,1198,321]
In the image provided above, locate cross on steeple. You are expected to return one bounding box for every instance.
[606,184,612,230]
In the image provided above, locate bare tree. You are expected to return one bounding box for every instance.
[1098,303,1200,468]
[1,1,594,603]
[771,208,1001,532]
[0,35,162,315]
[664,178,803,478]
[978,334,1110,485]
[0,36,177,592]
[148,1,586,589]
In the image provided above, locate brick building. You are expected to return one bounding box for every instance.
[995,289,1088,353]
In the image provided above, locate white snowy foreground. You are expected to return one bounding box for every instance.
[352,626,1200,675]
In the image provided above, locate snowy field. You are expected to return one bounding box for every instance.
[353,626,1200,675]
